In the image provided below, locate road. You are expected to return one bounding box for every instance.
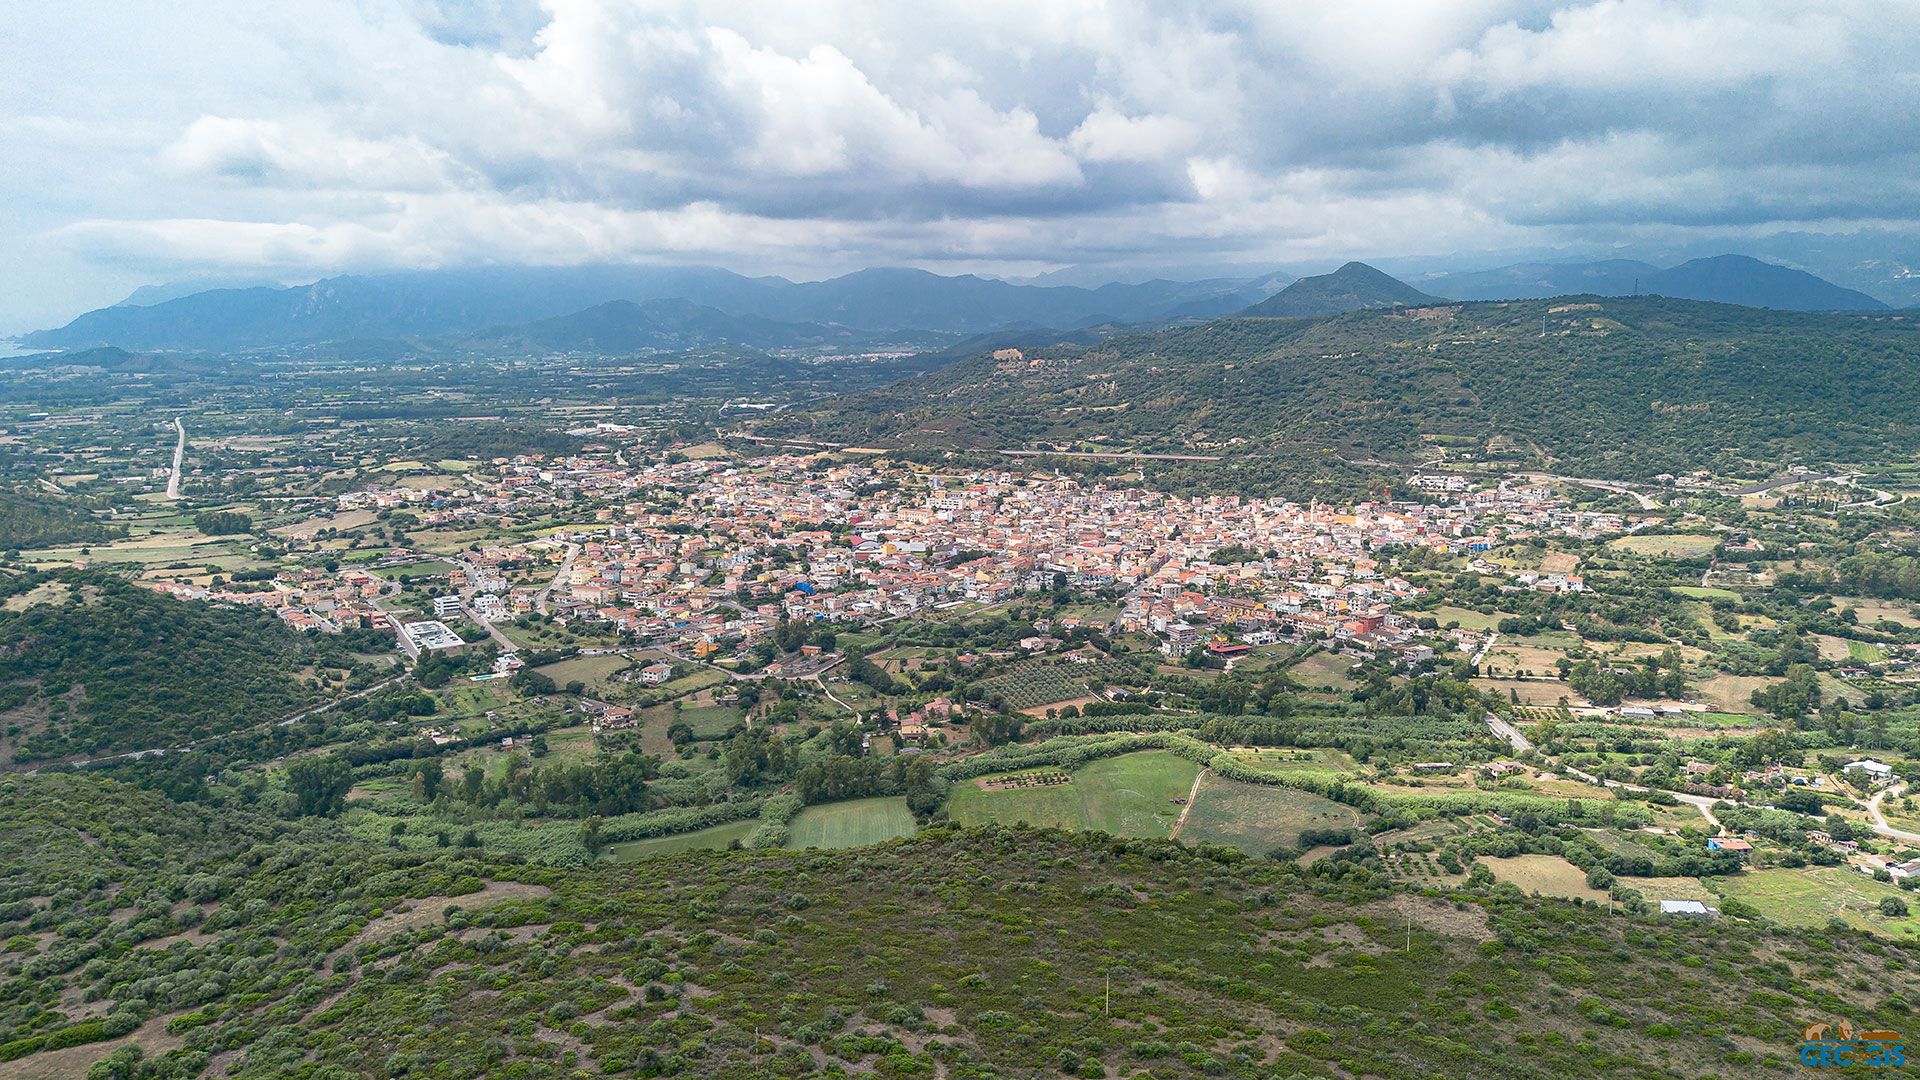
[1518,472,1661,511]
[1486,712,1723,829]
[1484,711,1533,753]
[452,557,520,651]
[536,543,581,615]
[165,417,187,499]
[26,672,408,774]
[1865,782,1920,845]
[1470,632,1499,670]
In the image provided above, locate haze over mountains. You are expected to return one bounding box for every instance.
[16,253,1893,354]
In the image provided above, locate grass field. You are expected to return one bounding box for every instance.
[1608,534,1719,558]
[1848,640,1888,663]
[1174,773,1367,854]
[785,797,918,849]
[1284,651,1360,690]
[1482,855,1611,902]
[1669,585,1741,600]
[1431,606,1505,631]
[535,654,632,692]
[948,750,1200,839]
[1695,673,1773,714]
[602,819,757,861]
[676,703,746,739]
[1708,866,1920,938]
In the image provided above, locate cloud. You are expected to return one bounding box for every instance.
[6,0,1920,327]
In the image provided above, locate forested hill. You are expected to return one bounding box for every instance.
[751,295,1920,483]
[4,770,1914,1079]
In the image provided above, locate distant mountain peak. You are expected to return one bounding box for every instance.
[1240,262,1441,318]
[1418,253,1885,311]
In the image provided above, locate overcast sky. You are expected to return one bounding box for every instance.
[4,0,1918,331]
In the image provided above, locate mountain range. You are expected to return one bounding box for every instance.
[1415,254,1886,310]
[751,294,1920,485]
[17,254,1892,355]
[20,266,1285,352]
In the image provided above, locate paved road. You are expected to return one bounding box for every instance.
[165,417,187,499]
[536,543,581,615]
[1518,472,1661,511]
[1484,711,1533,753]
[1864,782,1920,845]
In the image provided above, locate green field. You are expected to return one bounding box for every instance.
[948,750,1200,839]
[1608,534,1719,558]
[785,797,919,849]
[1670,585,1741,600]
[535,654,633,691]
[676,703,746,739]
[1709,866,1920,938]
[1174,773,1367,854]
[1847,640,1888,663]
[601,819,758,861]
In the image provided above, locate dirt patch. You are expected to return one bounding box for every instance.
[135,928,218,950]
[341,881,551,953]
[0,1016,182,1080]
[1364,894,1494,943]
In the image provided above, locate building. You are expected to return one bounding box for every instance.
[1844,759,1895,784]
[639,662,674,686]
[1706,837,1752,857]
[1660,900,1716,918]
[401,620,465,652]
[432,595,465,618]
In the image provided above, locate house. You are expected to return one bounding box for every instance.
[1844,759,1895,784]
[639,662,674,687]
[432,595,465,618]
[1660,899,1716,918]
[1707,837,1752,857]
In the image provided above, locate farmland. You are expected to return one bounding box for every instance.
[601,819,758,861]
[948,750,1200,838]
[1481,854,1611,902]
[785,796,919,849]
[1708,867,1920,938]
[974,655,1140,710]
[1173,773,1368,854]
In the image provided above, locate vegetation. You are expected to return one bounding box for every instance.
[5,770,1919,1079]
[757,296,1920,485]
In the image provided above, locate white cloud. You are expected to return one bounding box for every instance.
[4,0,1920,329]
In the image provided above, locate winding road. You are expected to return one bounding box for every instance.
[1865,782,1920,845]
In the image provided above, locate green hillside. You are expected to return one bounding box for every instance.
[0,571,388,763]
[3,771,1915,1079]
[753,296,1920,484]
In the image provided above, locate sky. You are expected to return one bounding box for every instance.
[3,0,1919,332]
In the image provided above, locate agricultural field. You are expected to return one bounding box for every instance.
[675,702,746,739]
[1708,867,1920,938]
[1694,673,1774,714]
[1218,748,1358,782]
[1481,854,1611,903]
[1607,534,1719,558]
[784,797,919,849]
[1283,650,1360,690]
[1471,677,1580,706]
[601,819,758,861]
[1173,773,1368,854]
[974,655,1138,711]
[1431,605,1505,631]
[948,750,1200,839]
[1669,585,1741,601]
[534,654,633,692]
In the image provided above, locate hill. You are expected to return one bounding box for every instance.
[3,770,1911,1079]
[0,489,127,550]
[752,295,1920,484]
[23,265,1284,351]
[1240,262,1441,317]
[471,298,864,352]
[1419,254,1886,311]
[0,572,387,764]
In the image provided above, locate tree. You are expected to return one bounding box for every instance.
[286,755,353,817]
[1880,896,1908,918]
[581,816,605,854]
